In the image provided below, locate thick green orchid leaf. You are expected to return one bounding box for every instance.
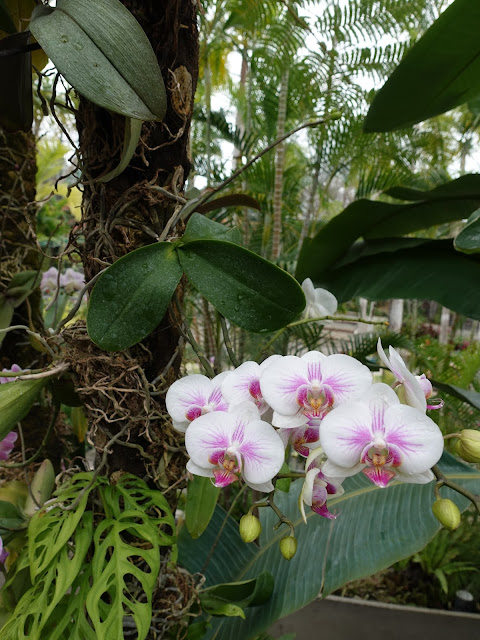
[296,175,480,282]
[432,380,480,411]
[87,242,183,351]
[30,0,166,121]
[0,379,45,441]
[0,31,33,132]
[454,215,480,254]
[315,239,480,321]
[364,0,480,131]
[185,475,220,539]
[0,501,26,544]
[178,453,480,640]
[183,212,241,244]
[195,194,261,215]
[178,240,305,333]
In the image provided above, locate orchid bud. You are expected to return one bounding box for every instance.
[416,374,433,399]
[23,459,55,518]
[239,514,262,543]
[279,535,297,560]
[432,498,461,531]
[456,430,480,463]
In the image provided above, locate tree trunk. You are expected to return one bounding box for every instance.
[67,0,198,484]
[271,68,289,261]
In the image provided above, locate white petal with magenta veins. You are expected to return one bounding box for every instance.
[260,355,310,416]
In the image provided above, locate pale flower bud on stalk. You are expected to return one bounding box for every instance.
[279,536,297,560]
[456,429,480,463]
[239,514,262,543]
[432,498,461,531]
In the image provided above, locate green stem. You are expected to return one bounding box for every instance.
[220,315,240,367]
[432,464,480,515]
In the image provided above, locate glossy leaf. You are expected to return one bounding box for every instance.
[454,216,480,254]
[0,379,45,441]
[296,175,480,282]
[178,240,305,333]
[200,573,274,609]
[185,475,220,539]
[87,242,183,351]
[316,240,480,321]
[431,380,480,411]
[364,0,480,131]
[178,453,480,640]
[30,0,166,121]
[183,212,241,244]
[0,295,14,346]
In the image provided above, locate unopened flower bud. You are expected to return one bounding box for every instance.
[239,514,261,543]
[279,535,297,560]
[456,430,480,463]
[416,374,433,399]
[23,459,55,518]
[432,498,461,531]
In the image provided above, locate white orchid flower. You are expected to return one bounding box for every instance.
[185,410,285,492]
[377,338,433,412]
[299,448,344,523]
[260,350,372,429]
[221,355,281,415]
[320,383,444,488]
[165,372,230,432]
[301,278,337,319]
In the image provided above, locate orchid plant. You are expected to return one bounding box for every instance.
[166,324,450,556]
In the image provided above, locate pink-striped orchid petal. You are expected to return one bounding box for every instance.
[377,339,427,412]
[320,383,443,488]
[302,278,338,318]
[0,432,18,461]
[166,372,230,432]
[278,423,320,457]
[260,351,372,428]
[221,355,281,415]
[299,448,344,523]
[185,411,285,491]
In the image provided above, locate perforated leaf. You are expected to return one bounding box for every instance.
[85,511,161,640]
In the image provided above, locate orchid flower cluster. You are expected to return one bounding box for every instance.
[41,266,85,296]
[166,337,445,523]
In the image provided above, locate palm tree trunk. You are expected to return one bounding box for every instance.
[271,68,289,261]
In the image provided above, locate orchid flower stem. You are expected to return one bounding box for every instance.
[268,494,295,537]
[172,295,215,378]
[432,464,480,515]
[0,324,56,358]
[0,405,60,469]
[443,433,461,440]
[200,484,248,574]
[219,315,240,368]
[276,472,305,479]
[257,314,389,360]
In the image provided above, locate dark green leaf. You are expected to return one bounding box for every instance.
[0,0,17,34]
[200,599,245,618]
[179,453,480,640]
[364,0,480,131]
[200,573,274,609]
[178,240,305,333]
[6,270,40,307]
[0,295,14,346]
[0,31,33,132]
[97,117,143,183]
[183,212,241,244]
[296,175,480,282]
[195,194,261,214]
[187,621,211,639]
[317,240,480,320]
[0,379,45,441]
[30,0,166,121]
[454,216,480,254]
[431,380,480,410]
[185,475,220,539]
[87,242,183,351]
[0,501,27,544]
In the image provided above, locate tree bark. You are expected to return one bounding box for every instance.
[68,0,198,484]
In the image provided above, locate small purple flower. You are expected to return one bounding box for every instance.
[0,363,21,384]
[0,536,8,564]
[0,432,18,461]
